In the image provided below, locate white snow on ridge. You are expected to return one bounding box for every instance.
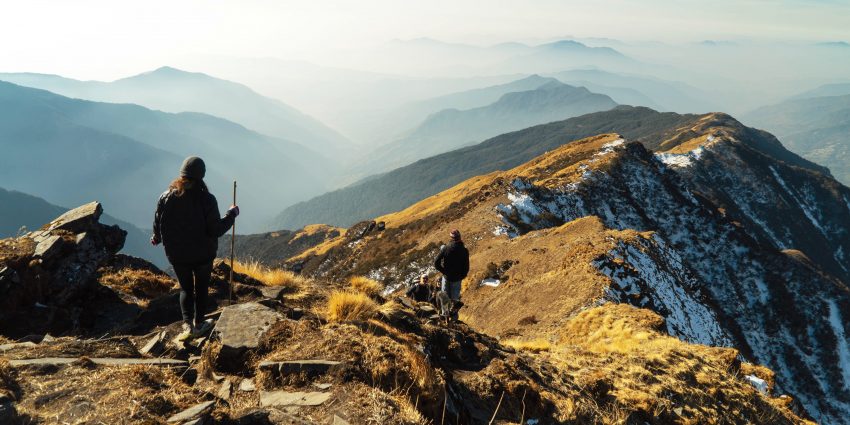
[770,166,828,236]
[745,375,769,394]
[595,236,732,347]
[828,301,850,391]
[655,146,705,168]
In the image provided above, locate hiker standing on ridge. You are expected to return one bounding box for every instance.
[151,156,239,339]
[434,229,469,320]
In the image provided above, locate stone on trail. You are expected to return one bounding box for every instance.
[9,357,188,367]
[141,331,168,356]
[257,360,341,377]
[217,380,232,400]
[259,391,331,407]
[213,302,284,371]
[333,415,350,425]
[239,378,256,392]
[166,400,215,423]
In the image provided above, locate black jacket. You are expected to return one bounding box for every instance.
[434,241,470,282]
[153,188,234,265]
[406,283,431,302]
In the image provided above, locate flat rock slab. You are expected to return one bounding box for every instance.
[215,302,284,350]
[0,341,37,352]
[167,400,215,423]
[260,391,331,407]
[47,201,102,232]
[258,360,342,376]
[333,415,350,425]
[9,357,188,367]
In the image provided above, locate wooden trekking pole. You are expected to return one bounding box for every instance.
[229,181,236,304]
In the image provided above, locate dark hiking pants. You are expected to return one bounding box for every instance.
[173,261,213,327]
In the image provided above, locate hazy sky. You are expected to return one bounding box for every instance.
[1,0,848,80]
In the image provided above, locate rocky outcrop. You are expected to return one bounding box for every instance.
[0,202,126,336]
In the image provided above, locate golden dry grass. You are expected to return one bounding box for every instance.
[349,276,383,297]
[98,268,175,304]
[230,259,306,290]
[325,290,379,323]
[501,338,552,353]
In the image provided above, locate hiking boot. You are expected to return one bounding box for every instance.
[177,322,195,342]
[193,319,214,337]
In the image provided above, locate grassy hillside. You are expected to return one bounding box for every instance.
[273,106,701,229]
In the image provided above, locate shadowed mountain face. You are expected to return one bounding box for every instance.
[0,187,167,267]
[275,106,827,230]
[0,67,352,154]
[354,80,618,176]
[743,94,850,185]
[263,115,850,424]
[0,81,330,232]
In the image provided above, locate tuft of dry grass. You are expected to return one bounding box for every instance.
[0,359,19,399]
[501,338,552,353]
[325,290,379,323]
[98,268,175,304]
[231,259,307,290]
[349,276,383,297]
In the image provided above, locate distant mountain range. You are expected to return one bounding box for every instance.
[548,69,720,113]
[743,94,850,185]
[276,106,821,229]
[0,67,352,154]
[0,81,331,232]
[357,80,617,174]
[0,187,167,267]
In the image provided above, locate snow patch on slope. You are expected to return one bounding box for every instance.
[594,235,732,347]
[828,301,850,391]
[655,146,705,168]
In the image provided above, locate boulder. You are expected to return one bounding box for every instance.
[2,202,126,315]
[213,302,284,371]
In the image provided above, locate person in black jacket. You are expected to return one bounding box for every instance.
[434,229,469,319]
[406,274,432,303]
[151,156,239,337]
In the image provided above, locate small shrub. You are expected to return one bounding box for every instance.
[349,276,383,297]
[326,290,378,323]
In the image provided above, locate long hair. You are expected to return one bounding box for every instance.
[169,177,208,197]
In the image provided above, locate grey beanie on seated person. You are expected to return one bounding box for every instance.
[180,156,206,180]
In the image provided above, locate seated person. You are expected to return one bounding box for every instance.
[406,274,432,303]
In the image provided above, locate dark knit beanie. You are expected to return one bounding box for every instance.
[180,156,206,180]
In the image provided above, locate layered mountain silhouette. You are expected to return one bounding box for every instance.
[358,80,617,174]
[0,81,330,232]
[0,187,167,266]
[0,66,352,153]
[744,94,850,184]
[378,74,556,142]
[257,113,850,424]
[275,106,826,229]
[549,68,719,113]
